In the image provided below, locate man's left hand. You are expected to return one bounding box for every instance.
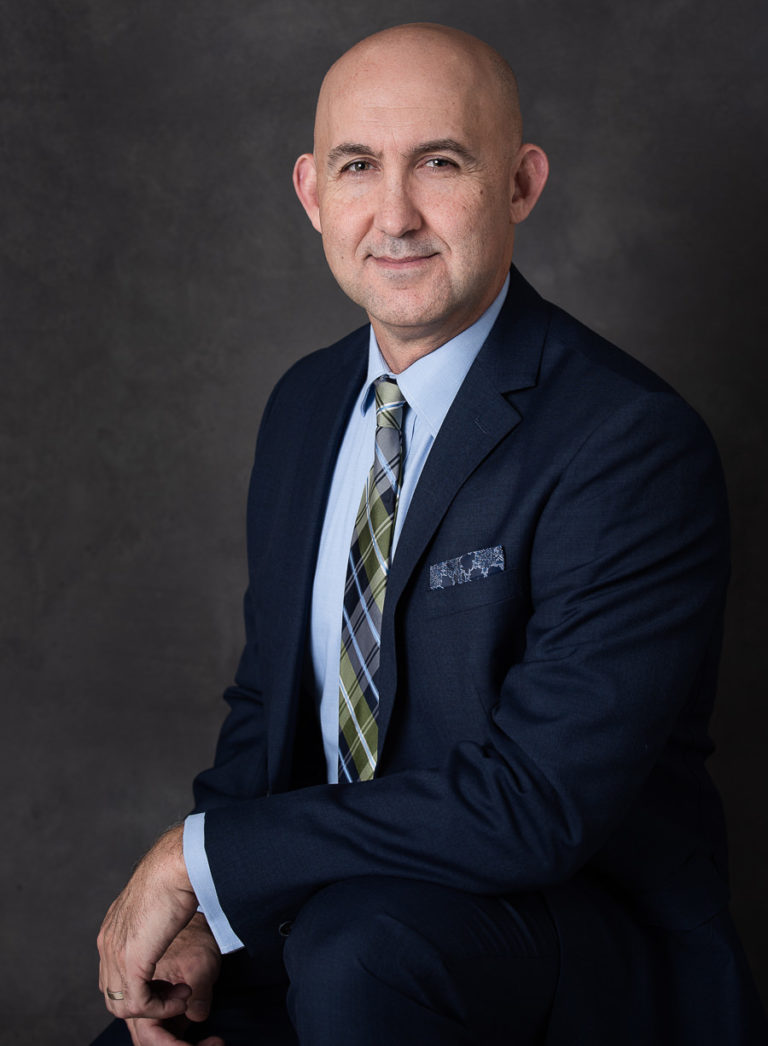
[97,825,199,1021]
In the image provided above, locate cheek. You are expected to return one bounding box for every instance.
[452,199,512,263]
[319,200,369,256]
[439,211,495,267]
[426,189,494,245]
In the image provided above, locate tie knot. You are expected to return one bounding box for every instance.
[374,377,405,432]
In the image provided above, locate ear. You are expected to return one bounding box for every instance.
[293,153,323,233]
[509,144,549,224]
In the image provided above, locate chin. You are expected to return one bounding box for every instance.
[364,286,455,329]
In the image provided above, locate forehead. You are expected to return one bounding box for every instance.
[317,48,497,151]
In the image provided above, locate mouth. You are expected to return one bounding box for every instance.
[368,252,438,271]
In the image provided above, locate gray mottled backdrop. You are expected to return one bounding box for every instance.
[2,1,766,1041]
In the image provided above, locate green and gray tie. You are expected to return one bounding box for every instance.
[338,377,406,782]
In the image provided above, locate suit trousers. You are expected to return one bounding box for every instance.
[91,876,559,1045]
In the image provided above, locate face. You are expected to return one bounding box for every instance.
[294,34,546,362]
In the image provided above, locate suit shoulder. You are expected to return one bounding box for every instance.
[548,305,675,393]
[248,323,368,464]
[543,303,712,436]
[493,269,703,433]
[498,298,725,501]
[269,324,368,398]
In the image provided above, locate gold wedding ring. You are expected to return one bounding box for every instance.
[106,988,125,1001]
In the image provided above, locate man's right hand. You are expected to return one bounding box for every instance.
[124,913,224,1046]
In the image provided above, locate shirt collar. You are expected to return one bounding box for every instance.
[360,273,510,437]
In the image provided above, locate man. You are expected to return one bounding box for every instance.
[94,22,766,1046]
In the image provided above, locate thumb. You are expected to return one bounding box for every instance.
[185,986,214,1023]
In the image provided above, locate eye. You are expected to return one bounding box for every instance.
[424,157,456,169]
[342,160,373,173]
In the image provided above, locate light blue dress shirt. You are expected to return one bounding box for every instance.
[184,275,510,953]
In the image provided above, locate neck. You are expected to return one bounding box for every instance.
[372,327,453,373]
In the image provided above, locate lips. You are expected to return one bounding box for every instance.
[374,254,434,262]
[369,252,437,268]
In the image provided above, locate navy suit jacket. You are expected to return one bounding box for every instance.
[193,268,766,1042]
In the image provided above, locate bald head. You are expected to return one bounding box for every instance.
[315,23,523,157]
[293,22,547,367]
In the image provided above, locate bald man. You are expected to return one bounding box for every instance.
[94,23,766,1046]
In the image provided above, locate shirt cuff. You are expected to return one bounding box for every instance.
[183,813,244,954]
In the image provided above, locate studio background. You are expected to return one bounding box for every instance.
[2,1,766,1042]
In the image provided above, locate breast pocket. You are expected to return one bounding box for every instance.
[423,565,521,618]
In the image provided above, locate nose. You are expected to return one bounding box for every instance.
[373,173,422,239]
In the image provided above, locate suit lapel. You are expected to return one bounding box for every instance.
[266,331,368,789]
[376,267,552,751]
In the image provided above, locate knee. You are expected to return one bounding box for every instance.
[282,879,558,1045]
[283,878,445,1028]
[284,877,416,988]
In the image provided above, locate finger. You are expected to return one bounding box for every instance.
[100,961,128,1016]
[98,934,133,1018]
[106,980,192,1022]
[135,981,192,1021]
[99,952,121,1008]
[157,957,213,1024]
[127,1016,188,1046]
[98,903,130,1013]
[116,952,193,1019]
[186,998,211,1023]
[184,982,215,1024]
[156,943,220,1024]
[130,1018,224,1046]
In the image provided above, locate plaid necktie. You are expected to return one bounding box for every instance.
[338,377,406,782]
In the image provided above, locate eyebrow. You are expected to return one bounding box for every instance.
[326,138,477,169]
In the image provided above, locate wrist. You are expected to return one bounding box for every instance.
[147,824,195,901]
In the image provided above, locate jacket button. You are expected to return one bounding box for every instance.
[278,920,293,938]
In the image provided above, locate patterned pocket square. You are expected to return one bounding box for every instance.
[429,545,505,590]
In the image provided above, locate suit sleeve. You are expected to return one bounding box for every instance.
[190,378,286,813]
[201,389,730,948]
